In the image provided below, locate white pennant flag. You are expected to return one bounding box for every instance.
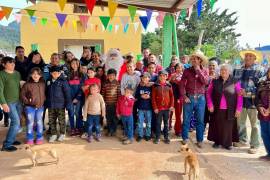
[115,24,119,33]
[14,13,22,23]
[119,16,129,27]
[133,22,139,33]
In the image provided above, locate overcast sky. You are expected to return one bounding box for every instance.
[0,0,269,48]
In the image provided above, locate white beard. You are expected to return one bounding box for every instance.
[105,49,124,78]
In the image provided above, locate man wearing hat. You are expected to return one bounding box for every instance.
[180,50,209,148]
[233,50,265,154]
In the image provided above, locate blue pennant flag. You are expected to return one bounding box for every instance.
[139,16,149,30]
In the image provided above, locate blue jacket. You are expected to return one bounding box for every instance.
[135,83,152,110]
[45,77,72,109]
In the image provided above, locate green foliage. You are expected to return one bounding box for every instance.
[0,22,20,52]
[141,29,162,55]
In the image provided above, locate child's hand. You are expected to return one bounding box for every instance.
[169,107,174,111]
[103,117,107,126]
[117,115,121,119]
[154,109,159,114]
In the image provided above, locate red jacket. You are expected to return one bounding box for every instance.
[152,81,174,111]
[116,95,135,116]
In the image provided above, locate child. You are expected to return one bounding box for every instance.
[82,67,101,97]
[101,68,121,136]
[21,67,45,145]
[68,58,84,136]
[152,70,174,144]
[135,72,153,142]
[0,57,22,152]
[147,62,158,83]
[46,66,72,143]
[116,85,135,145]
[83,84,105,142]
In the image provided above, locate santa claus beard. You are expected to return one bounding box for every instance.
[105,50,124,78]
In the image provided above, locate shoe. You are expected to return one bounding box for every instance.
[75,129,81,136]
[49,135,57,143]
[87,136,93,143]
[164,138,170,144]
[233,142,248,147]
[121,136,128,142]
[1,145,17,152]
[196,142,203,149]
[259,155,270,161]
[153,138,160,144]
[224,146,232,150]
[58,134,65,142]
[248,147,258,154]
[212,143,219,149]
[81,133,88,139]
[145,136,151,141]
[181,140,188,145]
[136,136,142,142]
[26,140,34,145]
[13,141,21,146]
[35,139,43,145]
[95,134,101,142]
[70,129,76,136]
[123,139,133,145]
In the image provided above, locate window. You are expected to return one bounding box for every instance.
[73,4,88,14]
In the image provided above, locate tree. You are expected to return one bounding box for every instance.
[141,29,162,55]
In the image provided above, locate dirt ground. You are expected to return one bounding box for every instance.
[0,119,270,180]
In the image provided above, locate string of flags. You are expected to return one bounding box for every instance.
[0,0,217,31]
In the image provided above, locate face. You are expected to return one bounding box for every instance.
[190,56,201,67]
[126,63,134,74]
[51,55,60,66]
[90,86,99,95]
[141,76,150,84]
[181,56,189,64]
[244,53,256,67]
[51,71,61,79]
[109,53,118,60]
[124,89,133,96]
[107,73,116,82]
[96,68,104,76]
[4,61,15,71]
[149,55,156,63]
[208,63,216,72]
[175,65,183,73]
[92,53,100,62]
[16,48,25,58]
[143,49,150,58]
[147,64,156,74]
[136,61,143,70]
[32,54,41,64]
[220,67,230,79]
[31,71,41,82]
[71,61,79,71]
[83,49,91,58]
[159,74,167,82]
[66,53,74,62]
[81,66,87,74]
[171,57,179,66]
[87,70,95,78]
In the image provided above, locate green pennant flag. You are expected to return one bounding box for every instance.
[41,18,48,26]
[95,44,101,53]
[26,9,36,17]
[180,9,187,20]
[128,5,137,22]
[99,16,110,30]
[31,44,39,51]
[210,0,216,10]
[108,24,113,32]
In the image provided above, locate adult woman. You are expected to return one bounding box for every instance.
[27,50,46,74]
[207,64,242,150]
[88,52,103,69]
[256,68,270,160]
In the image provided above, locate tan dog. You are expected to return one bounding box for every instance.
[179,145,200,180]
[25,145,59,167]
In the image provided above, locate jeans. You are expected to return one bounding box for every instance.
[87,115,101,136]
[260,120,270,156]
[3,102,22,148]
[68,102,83,129]
[25,106,44,141]
[121,115,134,140]
[156,110,169,139]
[137,110,152,137]
[238,108,260,148]
[182,95,206,142]
[106,104,118,134]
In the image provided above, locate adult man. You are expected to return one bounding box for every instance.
[104,49,124,79]
[80,46,92,66]
[142,48,150,67]
[233,50,264,154]
[180,50,209,148]
[14,46,29,81]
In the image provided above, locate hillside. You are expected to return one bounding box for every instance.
[0,21,20,52]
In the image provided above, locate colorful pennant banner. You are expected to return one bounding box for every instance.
[99,16,110,30]
[0,11,5,20]
[58,0,67,12]
[2,7,13,20]
[41,18,48,26]
[55,13,67,27]
[123,24,129,33]
[197,0,203,18]
[128,5,137,22]
[146,9,153,21]
[85,0,96,14]
[30,16,37,25]
[108,0,118,19]
[133,22,140,33]
[156,11,165,27]
[79,15,90,29]
[26,9,36,17]
[14,13,22,23]
[120,16,129,27]
[139,16,149,31]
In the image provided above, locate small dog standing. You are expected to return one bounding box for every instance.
[179,145,200,180]
[25,145,59,167]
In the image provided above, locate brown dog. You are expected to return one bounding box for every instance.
[25,144,59,167]
[179,145,200,180]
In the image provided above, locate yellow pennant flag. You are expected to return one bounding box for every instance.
[2,6,13,19]
[72,20,77,29]
[52,19,58,27]
[108,0,118,19]
[58,0,67,11]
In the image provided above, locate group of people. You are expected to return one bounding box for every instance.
[0,46,270,161]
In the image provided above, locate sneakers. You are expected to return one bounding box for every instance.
[81,133,88,139]
[26,140,34,145]
[196,142,203,149]
[233,142,248,147]
[121,136,128,142]
[248,147,258,154]
[87,136,93,143]
[35,139,43,145]
[70,129,76,136]
[145,136,151,141]
[224,146,232,150]
[212,143,219,149]
[49,135,57,143]
[13,141,22,146]
[164,138,170,144]
[153,138,160,144]
[58,134,65,142]
[123,139,133,145]
[136,136,143,142]
[1,145,17,152]
[95,134,101,142]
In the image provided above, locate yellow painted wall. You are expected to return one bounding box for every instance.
[21,1,142,61]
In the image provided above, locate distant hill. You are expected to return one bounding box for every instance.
[0,21,20,52]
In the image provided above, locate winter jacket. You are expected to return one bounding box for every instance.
[20,80,46,108]
[152,81,174,111]
[45,77,72,109]
[135,83,152,110]
[116,95,135,116]
[15,56,29,81]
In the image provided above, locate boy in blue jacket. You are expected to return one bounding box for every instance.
[46,66,72,143]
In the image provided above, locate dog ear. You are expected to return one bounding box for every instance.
[186,147,189,151]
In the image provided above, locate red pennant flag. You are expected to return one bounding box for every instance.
[85,0,96,14]
[0,11,5,20]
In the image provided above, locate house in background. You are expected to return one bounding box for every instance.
[255,45,270,66]
[20,1,142,61]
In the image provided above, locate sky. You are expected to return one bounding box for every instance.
[0,0,270,48]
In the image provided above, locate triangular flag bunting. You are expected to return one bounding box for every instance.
[197,0,203,18]
[26,9,36,17]
[210,0,216,10]
[52,19,58,27]
[41,18,48,26]
[65,20,69,28]
[123,24,129,33]
[119,16,129,27]
[99,16,110,30]
[108,24,113,32]
[156,11,165,27]
[139,16,149,30]
[180,9,187,21]
[133,22,139,33]
[14,13,22,23]
[27,0,36,4]
[30,16,37,25]
[146,9,152,21]
[85,0,96,14]
[0,11,5,20]
[128,5,137,22]
[115,24,119,33]
[72,20,77,29]
[95,24,98,32]
[108,0,118,19]
[58,0,67,11]
[55,13,67,27]
[79,15,90,29]
[2,7,13,20]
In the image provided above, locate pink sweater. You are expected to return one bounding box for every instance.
[207,81,243,112]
